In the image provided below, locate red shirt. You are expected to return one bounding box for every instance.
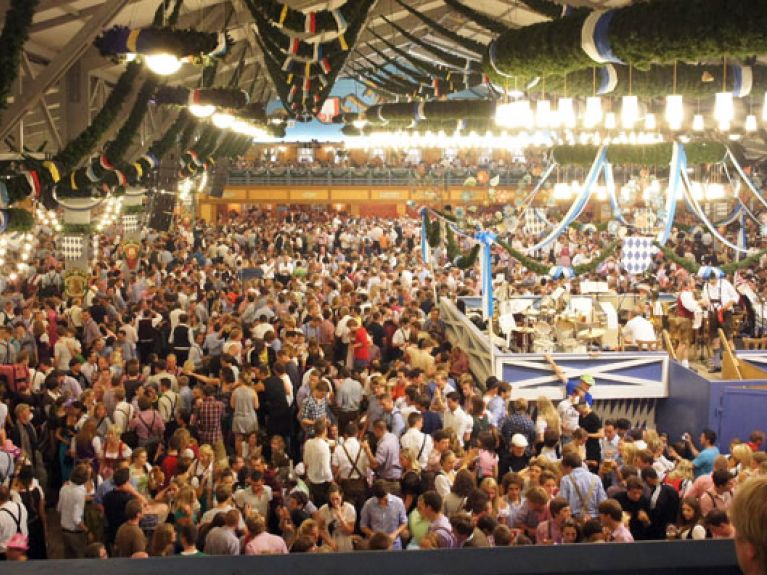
[353,327,370,360]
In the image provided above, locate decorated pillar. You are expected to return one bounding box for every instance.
[121,187,147,274]
[57,195,103,297]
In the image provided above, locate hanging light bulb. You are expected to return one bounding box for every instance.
[621,95,639,129]
[189,104,216,118]
[145,54,183,76]
[665,94,684,130]
[644,113,657,131]
[745,114,758,133]
[557,97,576,129]
[494,102,515,128]
[536,99,552,129]
[604,112,617,130]
[584,96,603,129]
[692,114,705,132]
[714,92,735,127]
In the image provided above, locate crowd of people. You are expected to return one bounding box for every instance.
[0,206,764,568]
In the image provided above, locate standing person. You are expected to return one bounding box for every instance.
[400,412,433,471]
[192,385,225,461]
[261,363,293,453]
[14,466,46,560]
[348,320,371,370]
[598,499,634,543]
[0,485,28,560]
[231,378,259,455]
[316,483,357,552]
[303,420,333,508]
[684,428,720,478]
[559,453,606,521]
[675,277,701,369]
[114,499,146,558]
[57,465,89,558]
[332,422,370,512]
[575,401,603,472]
[641,468,680,540]
[360,480,408,550]
[169,313,193,365]
[701,273,739,373]
[363,419,402,495]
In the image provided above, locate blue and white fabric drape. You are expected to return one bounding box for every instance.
[420,208,430,263]
[476,231,496,321]
[657,141,685,245]
[622,236,657,275]
[525,145,607,254]
[726,147,767,211]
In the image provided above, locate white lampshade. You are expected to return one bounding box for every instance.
[692,114,705,132]
[536,99,552,128]
[745,114,758,132]
[714,92,735,125]
[558,97,576,129]
[665,95,684,130]
[621,95,639,129]
[495,102,515,128]
[604,112,617,130]
[644,113,657,131]
[584,96,603,129]
[189,104,216,118]
[145,54,183,75]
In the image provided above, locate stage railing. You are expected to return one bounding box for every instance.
[1,540,739,575]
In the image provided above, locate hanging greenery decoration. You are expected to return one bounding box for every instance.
[485,0,767,84]
[251,0,358,40]
[94,26,230,63]
[552,142,727,167]
[153,86,250,109]
[4,208,34,233]
[495,238,550,274]
[60,223,94,235]
[456,244,481,269]
[518,0,564,20]
[392,0,486,56]
[123,204,146,216]
[364,100,496,126]
[442,0,509,35]
[380,16,475,71]
[0,0,38,116]
[654,242,697,273]
[539,62,767,98]
[656,241,767,275]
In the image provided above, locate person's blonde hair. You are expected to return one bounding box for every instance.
[733,443,754,469]
[730,476,767,574]
[399,447,421,472]
[536,396,561,436]
[667,458,694,482]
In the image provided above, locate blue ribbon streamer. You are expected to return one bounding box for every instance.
[604,162,628,225]
[525,145,607,254]
[657,142,685,245]
[476,231,497,320]
[726,147,767,211]
[420,208,429,263]
[593,11,623,64]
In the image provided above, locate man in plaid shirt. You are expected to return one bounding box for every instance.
[193,385,225,459]
[300,380,331,437]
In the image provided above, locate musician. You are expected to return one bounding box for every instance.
[622,306,657,349]
[674,277,702,369]
[701,273,740,373]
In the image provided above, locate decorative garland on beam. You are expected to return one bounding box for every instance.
[551,142,727,167]
[381,16,476,71]
[442,0,509,35]
[392,0,486,56]
[95,26,230,63]
[655,242,767,275]
[518,0,566,20]
[154,85,250,109]
[485,0,767,85]
[253,0,354,40]
[364,100,496,126]
[0,0,38,116]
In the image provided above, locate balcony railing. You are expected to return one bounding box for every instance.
[227,166,531,187]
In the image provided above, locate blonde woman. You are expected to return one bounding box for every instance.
[480,477,510,524]
[664,459,694,495]
[100,424,132,478]
[731,443,754,483]
[535,396,561,442]
[190,444,215,505]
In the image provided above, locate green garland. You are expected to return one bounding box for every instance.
[573,240,620,275]
[495,238,550,274]
[456,244,481,269]
[656,241,767,275]
[381,15,471,70]
[442,0,509,34]
[153,86,250,109]
[485,0,767,83]
[365,100,495,126]
[518,0,563,19]
[60,223,93,235]
[5,208,34,232]
[123,204,146,215]
[552,142,727,167]
[0,0,38,115]
[392,0,486,56]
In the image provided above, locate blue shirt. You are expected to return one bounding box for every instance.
[559,467,606,519]
[360,494,408,550]
[693,446,720,478]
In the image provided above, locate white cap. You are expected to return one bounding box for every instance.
[511,434,529,448]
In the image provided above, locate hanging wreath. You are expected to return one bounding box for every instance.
[0,0,38,115]
[485,0,767,84]
[1,208,34,233]
[655,241,767,275]
[552,142,727,167]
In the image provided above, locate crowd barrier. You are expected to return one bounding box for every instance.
[1,540,740,575]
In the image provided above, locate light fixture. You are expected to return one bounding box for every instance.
[705,183,726,201]
[762,92,767,122]
[189,104,216,118]
[536,99,552,128]
[557,97,576,129]
[621,95,639,129]
[212,112,235,129]
[145,54,183,76]
[644,113,657,131]
[584,96,603,129]
[352,117,368,130]
[553,182,572,200]
[604,112,617,130]
[495,102,515,128]
[665,94,684,130]
[746,114,758,133]
[692,114,705,132]
[714,92,735,126]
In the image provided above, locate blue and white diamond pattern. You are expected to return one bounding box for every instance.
[524,208,546,236]
[621,236,657,275]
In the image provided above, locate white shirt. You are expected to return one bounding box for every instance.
[679,290,702,314]
[443,406,473,442]
[558,398,580,435]
[332,437,369,480]
[400,428,433,469]
[0,500,28,551]
[304,437,333,484]
[623,315,657,343]
[702,279,740,310]
[113,401,134,433]
[234,485,273,518]
[57,482,86,532]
